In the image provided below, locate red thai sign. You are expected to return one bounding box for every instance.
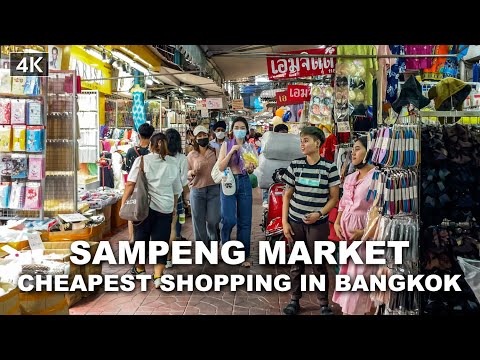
[287,85,311,104]
[276,90,289,106]
[267,47,337,80]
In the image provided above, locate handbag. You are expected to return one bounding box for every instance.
[119,156,150,222]
[210,148,223,184]
[211,160,223,184]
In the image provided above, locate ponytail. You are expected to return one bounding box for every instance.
[150,132,169,160]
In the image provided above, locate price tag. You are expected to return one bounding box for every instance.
[27,232,45,251]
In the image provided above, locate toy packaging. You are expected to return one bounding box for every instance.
[11,153,28,179]
[27,100,42,125]
[12,125,26,151]
[28,154,45,180]
[26,126,44,152]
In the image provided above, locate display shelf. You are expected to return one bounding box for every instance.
[44,70,78,217]
[0,93,44,99]
[0,73,47,220]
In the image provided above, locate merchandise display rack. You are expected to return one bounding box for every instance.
[0,75,47,220]
[104,94,134,129]
[44,70,78,217]
[77,90,100,190]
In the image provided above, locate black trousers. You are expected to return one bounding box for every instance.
[134,207,173,265]
[289,221,330,305]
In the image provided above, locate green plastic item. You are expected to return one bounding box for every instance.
[87,163,98,176]
[249,173,258,188]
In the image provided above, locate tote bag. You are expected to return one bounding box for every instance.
[119,156,150,222]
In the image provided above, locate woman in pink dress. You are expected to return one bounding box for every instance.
[332,136,376,315]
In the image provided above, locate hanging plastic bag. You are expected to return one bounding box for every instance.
[221,167,236,196]
[457,257,480,304]
[240,143,259,170]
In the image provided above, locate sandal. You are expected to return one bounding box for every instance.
[283,301,300,315]
[241,260,252,268]
[130,266,146,275]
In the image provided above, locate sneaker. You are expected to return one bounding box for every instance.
[262,201,268,209]
[130,266,146,275]
[320,305,333,315]
[165,260,173,269]
[283,300,300,315]
[152,275,163,289]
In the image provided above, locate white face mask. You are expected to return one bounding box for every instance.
[215,131,226,140]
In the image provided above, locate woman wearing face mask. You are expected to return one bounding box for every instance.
[217,117,256,267]
[187,125,221,244]
[332,136,377,315]
[209,120,227,151]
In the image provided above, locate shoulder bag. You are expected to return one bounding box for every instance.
[119,156,151,222]
[211,147,223,184]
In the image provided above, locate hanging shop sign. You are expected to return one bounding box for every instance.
[287,85,311,104]
[231,99,244,110]
[267,47,337,80]
[196,99,207,110]
[206,97,223,109]
[276,90,289,106]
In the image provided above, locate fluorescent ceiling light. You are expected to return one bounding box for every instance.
[120,46,153,68]
[84,47,103,61]
[24,48,42,53]
[111,49,150,74]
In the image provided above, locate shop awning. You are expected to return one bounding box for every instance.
[152,66,225,97]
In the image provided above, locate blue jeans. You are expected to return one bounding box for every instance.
[190,185,221,244]
[176,197,184,238]
[220,174,253,258]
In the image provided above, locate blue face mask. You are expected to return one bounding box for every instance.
[233,129,247,139]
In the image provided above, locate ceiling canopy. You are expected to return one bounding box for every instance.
[201,45,321,81]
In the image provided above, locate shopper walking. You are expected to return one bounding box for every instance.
[187,125,221,244]
[281,126,340,315]
[123,123,154,276]
[332,136,377,315]
[217,117,256,267]
[209,120,227,151]
[122,132,182,288]
[165,128,189,268]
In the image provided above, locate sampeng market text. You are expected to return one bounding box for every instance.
[67,240,411,266]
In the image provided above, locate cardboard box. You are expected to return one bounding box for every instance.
[31,241,103,299]
[0,283,20,315]
[0,240,29,257]
[41,223,105,242]
[19,291,69,315]
[23,247,86,307]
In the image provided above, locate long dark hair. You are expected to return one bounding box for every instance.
[150,132,169,160]
[165,128,182,156]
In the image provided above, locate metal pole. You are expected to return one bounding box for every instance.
[216,52,462,59]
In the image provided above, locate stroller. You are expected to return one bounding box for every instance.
[260,168,290,252]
